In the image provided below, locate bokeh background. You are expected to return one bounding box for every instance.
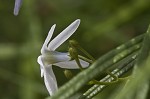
[0,0,150,99]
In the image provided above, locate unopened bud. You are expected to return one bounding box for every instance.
[64,69,73,79]
[69,40,79,48]
[69,47,78,59]
[88,80,95,85]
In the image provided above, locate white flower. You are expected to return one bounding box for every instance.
[14,0,22,16]
[37,19,89,95]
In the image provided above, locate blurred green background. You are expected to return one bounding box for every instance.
[0,0,150,99]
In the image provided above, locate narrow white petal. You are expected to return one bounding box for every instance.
[37,56,44,77]
[53,52,70,62]
[14,0,22,16]
[54,59,89,69]
[40,65,44,77]
[43,65,58,95]
[38,56,58,95]
[41,24,56,54]
[48,19,80,51]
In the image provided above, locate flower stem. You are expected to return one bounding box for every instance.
[78,55,93,64]
[69,40,95,61]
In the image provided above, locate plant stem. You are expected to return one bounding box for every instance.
[81,54,137,99]
[78,55,93,64]
[114,25,150,99]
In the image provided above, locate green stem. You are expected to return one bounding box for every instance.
[89,79,118,85]
[78,55,93,64]
[85,61,135,99]
[81,53,137,99]
[69,40,95,61]
[74,56,84,71]
[106,71,118,81]
[77,45,96,61]
[69,47,84,70]
[114,25,150,99]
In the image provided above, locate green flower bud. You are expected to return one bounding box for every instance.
[64,69,73,79]
[69,47,78,60]
[69,40,79,48]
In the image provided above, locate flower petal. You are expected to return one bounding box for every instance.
[41,24,56,54]
[48,19,80,51]
[43,65,58,95]
[37,56,44,77]
[54,59,89,69]
[14,0,22,16]
[38,56,58,95]
[40,65,44,77]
